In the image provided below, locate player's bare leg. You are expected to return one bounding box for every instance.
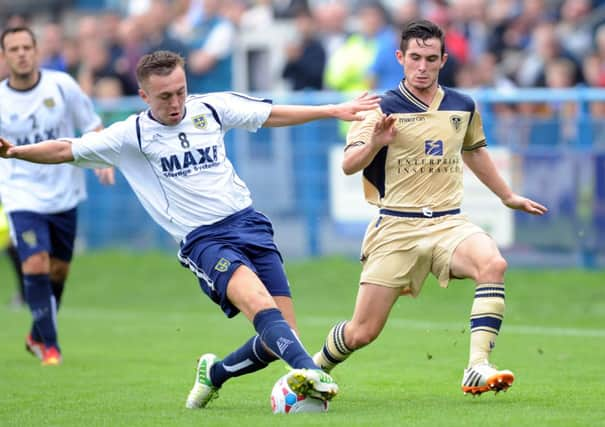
[313,283,399,372]
[451,233,513,395]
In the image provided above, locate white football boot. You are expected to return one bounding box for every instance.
[185,353,220,409]
[461,362,514,396]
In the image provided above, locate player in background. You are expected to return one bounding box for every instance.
[0,27,114,366]
[312,20,548,395]
[0,50,380,407]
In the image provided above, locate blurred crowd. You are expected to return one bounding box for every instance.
[1,0,605,101]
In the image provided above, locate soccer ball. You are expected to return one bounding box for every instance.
[270,373,328,414]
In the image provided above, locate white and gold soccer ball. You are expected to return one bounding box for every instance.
[270,373,328,414]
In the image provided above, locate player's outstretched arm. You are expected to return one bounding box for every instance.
[0,137,74,164]
[263,92,380,127]
[342,114,397,175]
[463,147,548,216]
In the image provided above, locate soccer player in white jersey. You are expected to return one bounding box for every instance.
[0,27,114,366]
[0,50,380,407]
[312,20,548,396]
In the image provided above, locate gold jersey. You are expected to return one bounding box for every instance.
[346,81,487,212]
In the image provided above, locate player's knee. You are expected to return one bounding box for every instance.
[478,255,508,281]
[21,252,50,275]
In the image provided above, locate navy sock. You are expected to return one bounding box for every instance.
[210,335,278,388]
[253,308,317,370]
[32,280,65,342]
[24,274,58,348]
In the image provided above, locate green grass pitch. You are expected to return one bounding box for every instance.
[1,250,604,426]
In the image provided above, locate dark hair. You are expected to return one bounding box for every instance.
[0,26,36,50]
[399,19,445,56]
[135,50,185,84]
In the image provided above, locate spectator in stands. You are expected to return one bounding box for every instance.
[282,7,326,91]
[315,1,350,58]
[114,16,146,94]
[94,76,125,100]
[324,1,396,93]
[99,9,126,67]
[141,0,189,57]
[77,37,136,96]
[62,37,80,79]
[448,0,490,60]
[364,1,401,91]
[187,0,236,92]
[516,21,581,88]
[393,0,420,28]
[485,0,552,65]
[40,23,66,72]
[169,0,205,43]
[556,0,593,64]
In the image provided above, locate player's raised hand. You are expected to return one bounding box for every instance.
[0,137,16,158]
[334,92,380,121]
[502,193,548,215]
[371,114,397,147]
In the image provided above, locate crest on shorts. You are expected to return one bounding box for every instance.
[214,257,231,272]
[192,114,207,130]
[450,115,462,132]
[22,230,37,248]
[43,97,56,108]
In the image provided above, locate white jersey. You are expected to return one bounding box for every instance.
[71,92,272,242]
[0,69,102,213]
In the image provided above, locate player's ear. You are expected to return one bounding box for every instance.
[138,87,148,103]
[440,52,448,69]
[395,50,404,66]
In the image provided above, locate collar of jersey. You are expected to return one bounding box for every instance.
[398,79,444,112]
[6,69,43,93]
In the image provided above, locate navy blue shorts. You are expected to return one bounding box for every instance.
[8,208,77,263]
[178,206,291,318]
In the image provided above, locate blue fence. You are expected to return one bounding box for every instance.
[77,89,605,268]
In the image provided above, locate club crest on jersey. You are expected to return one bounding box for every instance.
[192,114,207,129]
[43,97,56,108]
[21,230,37,248]
[450,115,463,132]
[214,258,231,272]
[424,140,443,156]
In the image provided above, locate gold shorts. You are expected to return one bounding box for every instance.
[359,213,485,297]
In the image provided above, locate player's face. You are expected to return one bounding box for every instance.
[397,37,447,92]
[1,31,38,79]
[139,66,187,126]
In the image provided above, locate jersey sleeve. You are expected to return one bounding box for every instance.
[462,104,487,151]
[57,72,102,133]
[345,108,382,149]
[70,116,136,168]
[201,92,272,132]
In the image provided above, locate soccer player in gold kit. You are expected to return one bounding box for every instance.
[313,19,548,395]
